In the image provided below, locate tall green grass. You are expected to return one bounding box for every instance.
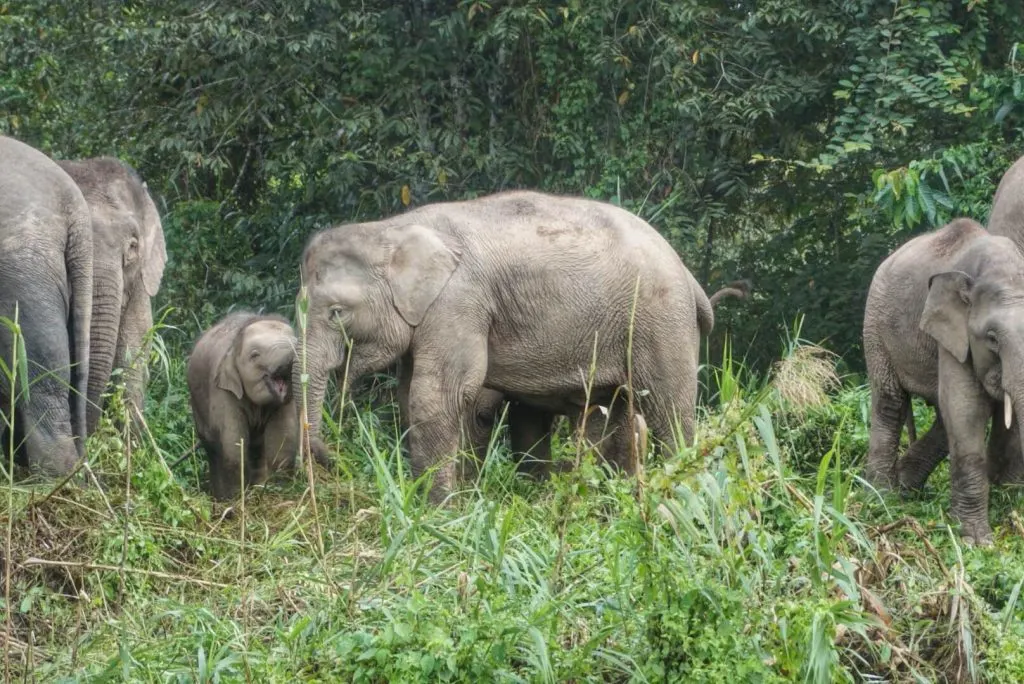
[2,331,1024,682]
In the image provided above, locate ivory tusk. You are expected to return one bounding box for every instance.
[1006,392,1013,430]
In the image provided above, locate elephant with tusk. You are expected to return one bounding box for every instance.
[863,217,1024,545]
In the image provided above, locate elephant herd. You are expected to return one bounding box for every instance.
[5,128,1024,546]
[0,135,165,477]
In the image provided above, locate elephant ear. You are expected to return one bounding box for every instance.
[920,270,974,363]
[141,198,167,297]
[387,224,461,326]
[214,338,245,401]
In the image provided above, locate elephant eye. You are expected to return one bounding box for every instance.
[987,330,1000,351]
[249,349,261,360]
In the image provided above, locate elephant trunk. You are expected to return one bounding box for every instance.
[294,322,339,460]
[65,202,94,457]
[86,261,123,434]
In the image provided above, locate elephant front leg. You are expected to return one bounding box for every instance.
[939,352,994,546]
[206,432,249,501]
[406,351,486,505]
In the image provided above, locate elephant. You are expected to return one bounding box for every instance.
[863,217,1024,545]
[294,189,730,503]
[187,311,322,500]
[55,157,167,435]
[986,153,1024,250]
[0,135,93,475]
[440,279,753,479]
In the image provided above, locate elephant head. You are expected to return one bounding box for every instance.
[56,158,167,433]
[294,223,459,454]
[218,316,297,407]
[920,233,1024,464]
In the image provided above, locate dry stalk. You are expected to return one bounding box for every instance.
[20,558,231,588]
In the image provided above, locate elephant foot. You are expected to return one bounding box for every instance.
[952,512,994,547]
[897,463,937,494]
[990,458,1024,486]
[309,438,334,470]
[864,462,898,492]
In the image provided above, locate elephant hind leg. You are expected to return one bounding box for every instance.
[579,396,641,475]
[898,409,948,490]
[866,372,911,491]
[509,401,557,478]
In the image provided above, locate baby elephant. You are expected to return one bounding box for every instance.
[187,311,304,499]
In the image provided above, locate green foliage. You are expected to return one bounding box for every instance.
[3,344,1024,681]
[3,1,1021,369]
[3,4,1024,679]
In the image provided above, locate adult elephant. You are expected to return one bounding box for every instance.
[56,157,167,434]
[0,135,93,474]
[897,155,1024,488]
[295,190,724,503]
[986,153,1024,249]
[438,279,752,478]
[863,217,1024,545]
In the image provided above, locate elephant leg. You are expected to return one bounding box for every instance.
[509,401,556,478]
[204,415,252,501]
[258,401,300,484]
[897,409,948,490]
[458,387,506,481]
[865,375,911,491]
[406,345,486,504]
[634,373,694,462]
[939,351,994,546]
[580,397,637,474]
[987,412,1024,484]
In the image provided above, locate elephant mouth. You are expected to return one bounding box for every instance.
[264,373,291,404]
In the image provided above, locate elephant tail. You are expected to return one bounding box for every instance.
[66,200,94,457]
[708,279,752,308]
[695,286,715,338]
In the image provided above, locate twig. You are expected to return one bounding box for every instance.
[20,558,231,589]
[168,446,197,470]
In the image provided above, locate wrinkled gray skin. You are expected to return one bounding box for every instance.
[439,279,753,478]
[0,135,93,474]
[56,158,167,435]
[896,153,1024,488]
[296,190,721,503]
[863,218,1024,545]
[188,312,319,500]
[987,153,1024,251]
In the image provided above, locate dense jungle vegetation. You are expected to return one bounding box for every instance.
[4,0,1024,681]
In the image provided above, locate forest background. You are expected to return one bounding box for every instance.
[6,0,1022,374]
[6,1,1024,682]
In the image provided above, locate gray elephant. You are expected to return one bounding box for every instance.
[0,135,93,474]
[986,153,1024,249]
[863,217,1024,545]
[187,311,308,500]
[55,157,167,435]
[295,190,727,503]
[448,279,752,478]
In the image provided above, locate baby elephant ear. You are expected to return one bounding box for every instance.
[215,343,245,400]
[388,224,461,326]
[920,270,974,364]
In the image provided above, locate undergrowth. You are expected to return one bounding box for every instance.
[2,333,1024,683]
